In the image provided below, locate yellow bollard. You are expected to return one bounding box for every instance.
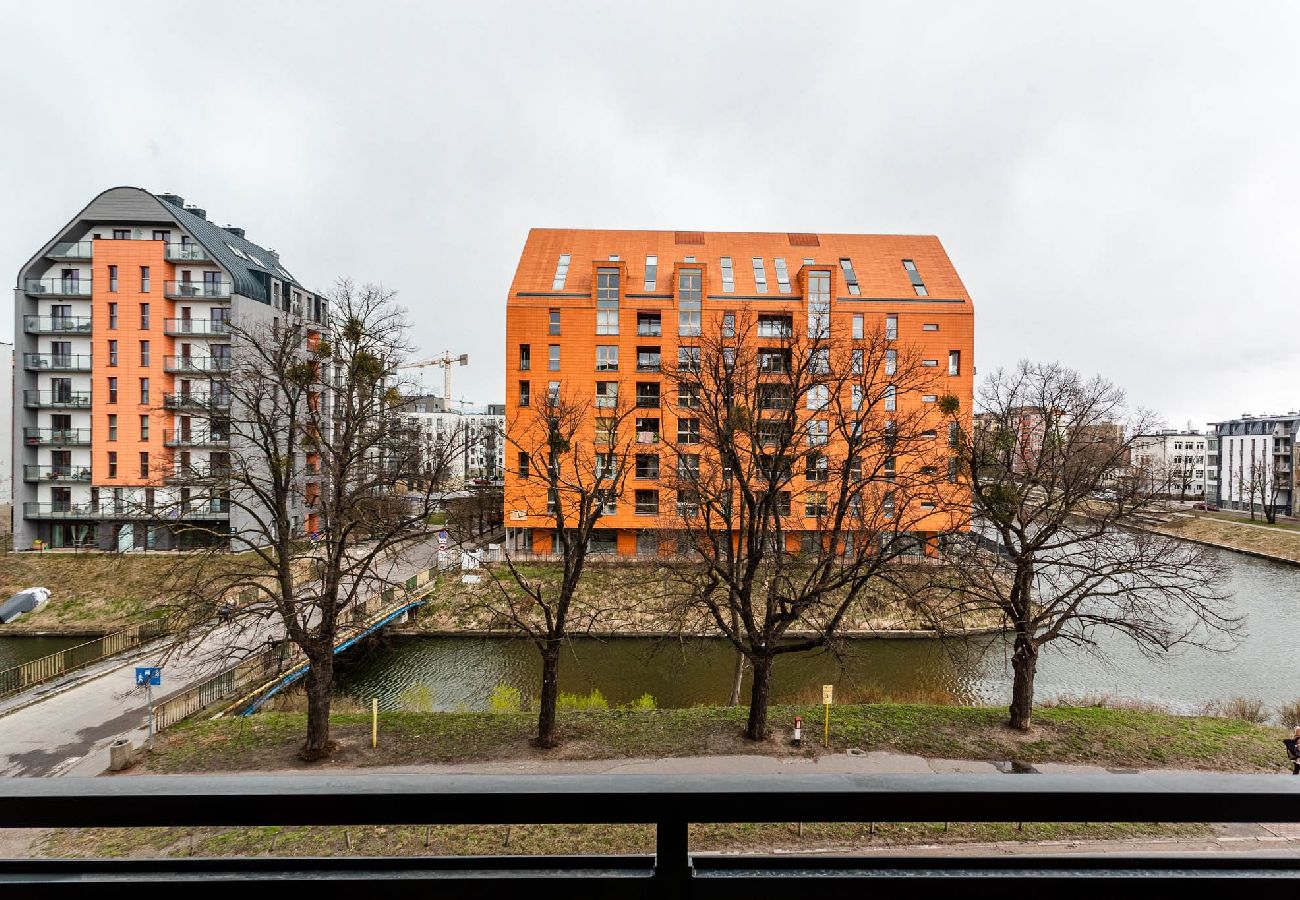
[372,698,378,749]
[822,684,833,748]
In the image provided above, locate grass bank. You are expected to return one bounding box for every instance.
[146,703,1290,774]
[1155,514,1300,564]
[0,552,184,631]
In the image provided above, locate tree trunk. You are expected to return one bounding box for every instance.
[1008,632,1038,731]
[536,642,561,749]
[745,654,774,741]
[300,653,335,761]
[728,649,745,707]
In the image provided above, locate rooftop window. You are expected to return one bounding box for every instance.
[902,259,928,297]
[719,257,735,292]
[774,258,792,294]
[225,243,248,260]
[644,255,658,290]
[752,258,768,293]
[551,254,571,290]
[839,258,861,295]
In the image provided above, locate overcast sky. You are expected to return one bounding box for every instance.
[3,1,1296,428]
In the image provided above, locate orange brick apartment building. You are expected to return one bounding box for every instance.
[503,229,975,556]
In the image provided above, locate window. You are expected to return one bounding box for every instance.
[678,269,701,336]
[107,339,118,366]
[636,417,660,443]
[152,229,170,242]
[922,359,939,367]
[677,383,700,408]
[677,346,700,371]
[140,266,150,292]
[139,415,150,441]
[596,345,619,371]
[637,312,661,336]
[886,314,898,340]
[637,347,661,372]
[107,414,118,441]
[839,258,861,295]
[676,455,700,480]
[635,490,659,516]
[139,451,149,478]
[758,314,793,337]
[777,491,792,515]
[520,345,533,370]
[922,394,937,403]
[949,457,959,483]
[806,384,829,410]
[139,378,150,404]
[595,418,615,444]
[547,381,561,404]
[108,265,118,292]
[644,255,658,291]
[885,456,896,481]
[107,451,117,478]
[595,381,619,408]
[551,253,571,290]
[883,490,895,519]
[677,418,700,444]
[636,382,660,407]
[676,489,700,517]
[108,302,118,329]
[774,258,791,294]
[107,377,118,403]
[597,268,620,334]
[548,344,560,371]
[807,271,830,338]
[758,348,790,374]
[140,303,150,329]
[595,452,618,480]
[807,348,830,375]
[902,259,928,296]
[805,491,828,517]
[851,384,863,411]
[949,350,961,376]
[852,349,864,375]
[806,453,829,481]
[519,380,530,407]
[885,384,896,412]
[923,323,939,331]
[751,257,768,293]
[112,229,130,240]
[759,384,792,410]
[722,312,735,338]
[948,422,960,447]
[635,454,659,479]
[719,257,734,292]
[140,340,150,367]
[852,314,864,340]
[808,420,828,445]
[549,309,561,335]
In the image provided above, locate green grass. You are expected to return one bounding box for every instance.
[146,703,1291,775]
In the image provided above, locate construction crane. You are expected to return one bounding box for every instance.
[397,351,468,402]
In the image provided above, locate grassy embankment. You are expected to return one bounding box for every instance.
[1154,513,1300,563]
[43,702,1287,859]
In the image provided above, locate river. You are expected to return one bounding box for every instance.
[336,546,1300,713]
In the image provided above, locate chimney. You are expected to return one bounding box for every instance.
[156,193,184,207]
[223,225,246,239]
[185,205,207,220]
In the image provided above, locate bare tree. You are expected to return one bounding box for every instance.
[659,306,964,740]
[478,385,639,748]
[942,361,1238,731]
[158,282,450,759]
[1250,453,1284,525]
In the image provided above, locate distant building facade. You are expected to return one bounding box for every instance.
[1211,412,1299,516]
[0,341,12,508]
[402,395,504,486]
[1131,430,1207,499]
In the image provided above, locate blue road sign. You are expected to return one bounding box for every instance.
[438,530,449,548]
[135,666,161,687]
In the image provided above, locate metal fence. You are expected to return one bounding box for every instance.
[0,619,169,700]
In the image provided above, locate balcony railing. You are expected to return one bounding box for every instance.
[164,243,211,262]
[636,394,660,408]
[24,315,93,334]
[23,390,91,409]
[24,353,91,371]
[46,240,93,260]
[23,465,92,483]
[164,355,232,374]
[164,430,230,448]
[23,502,104,520]
[23,277,92,297]
[165,280,231,299]
[166,466,233,484]
[164,318,231,336]
[23,427,91,445]
[636,359,661,373]
[163,392,232,410]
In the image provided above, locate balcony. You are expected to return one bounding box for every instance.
[23,277,92,297]
[23,501,103,520]
[165,280,231,300]
[636,358,661,373]
[24,353,91,372]
[164,392,231,411]
[164,355,232,374]
[23,390,91,409]
[23,465,92,484]
[164,429,230,448]
[23,427,91,446]
[165,466,232,485]
[24,315,92,334]
[46,240,93,261]
[164,243,211,262]
[164,318,231,336]
[175,501,231,519]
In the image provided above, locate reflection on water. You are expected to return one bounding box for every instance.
[340,546,1300,713]
[0,635,86,671]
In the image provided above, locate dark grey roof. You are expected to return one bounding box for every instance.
[154,193,306,303]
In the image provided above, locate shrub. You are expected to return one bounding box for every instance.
[627,693,657,711]
[557,689,609,711]
[398,684,434,713]
[1214,696,1269,724]
[488,684,523,713]
[1276,699,1300,729]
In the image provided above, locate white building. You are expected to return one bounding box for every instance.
[1130,430,1208,499]
[1212,412,1299,516]
[1,341,13,508]
[403,396,504,486]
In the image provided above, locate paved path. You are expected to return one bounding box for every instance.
[0,535,443,778]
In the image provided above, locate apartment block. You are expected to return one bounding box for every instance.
[503,229,975,556]
[1211,412,1299,516]
[401,395,505,485]
[13,187,326,550]
[1130,429,1208,499]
